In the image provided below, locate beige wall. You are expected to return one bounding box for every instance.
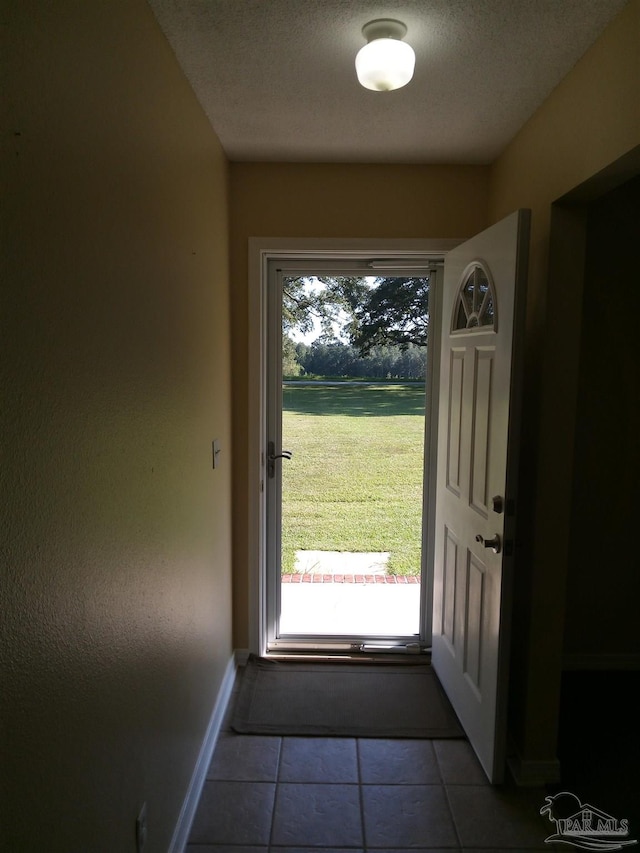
[1,2,233,850]
[488,0,640,764]
[229,163,490,647]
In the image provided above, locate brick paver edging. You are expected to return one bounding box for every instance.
[281,573,420,584]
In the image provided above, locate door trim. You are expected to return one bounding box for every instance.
[247,238,463,656]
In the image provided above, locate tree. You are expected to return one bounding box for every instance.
[282,275,430,357]
[282,276,366,338]
[295,338,426,380]
[282,278,316,336]
[282,334,302,377]
[349,277,430,354]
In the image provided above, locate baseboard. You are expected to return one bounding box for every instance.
[169,652,237,853]
[235,648,250,666]
[563,653,640,671]
[507,750,561,787]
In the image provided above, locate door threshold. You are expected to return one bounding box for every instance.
[264,643,432,663]
[265,653,432,664]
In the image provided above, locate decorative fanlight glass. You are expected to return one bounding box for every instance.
[453,263,496,331]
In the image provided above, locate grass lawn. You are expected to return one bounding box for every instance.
[281,382,426,575]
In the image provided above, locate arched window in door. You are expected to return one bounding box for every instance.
[452,262,497,332]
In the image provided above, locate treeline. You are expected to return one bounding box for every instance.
[284,336,426,380]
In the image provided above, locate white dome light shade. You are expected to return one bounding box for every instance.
[355,19,415,92]
[356,39,415,91]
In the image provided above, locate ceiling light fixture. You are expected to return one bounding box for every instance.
[355,19,415,92]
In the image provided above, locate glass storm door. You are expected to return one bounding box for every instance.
[265,259,436,653]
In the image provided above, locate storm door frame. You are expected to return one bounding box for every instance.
[247,238,462,658]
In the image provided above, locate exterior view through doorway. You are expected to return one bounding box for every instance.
[266,258,442,653]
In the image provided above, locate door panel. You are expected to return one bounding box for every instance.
[446,350,465,494]
[470,348,494,516]
[466,551,487,694]
[431,210,530,783]
[442,526,458,645]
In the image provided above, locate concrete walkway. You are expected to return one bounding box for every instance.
[280,575,421,636]
[293,549,391,575]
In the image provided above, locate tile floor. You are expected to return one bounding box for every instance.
[186,667,568,853]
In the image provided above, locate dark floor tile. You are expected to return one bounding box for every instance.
[358,739,441,785]
[362,785,458,848]
[433,740,487,786]
[271,783,362,847]
[188,780,276,845]
[446,785,548,849]
[279,737,358,783]
[186,847,267,853]
[270,849,363,853]
[207,734,281,781]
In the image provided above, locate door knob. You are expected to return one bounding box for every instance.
[475,533,502,554]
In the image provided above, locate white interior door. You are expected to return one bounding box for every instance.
[431,210,530,783]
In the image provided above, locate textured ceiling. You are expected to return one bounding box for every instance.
[148,0,629,164]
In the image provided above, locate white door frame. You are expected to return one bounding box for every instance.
[247,238,463,656]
